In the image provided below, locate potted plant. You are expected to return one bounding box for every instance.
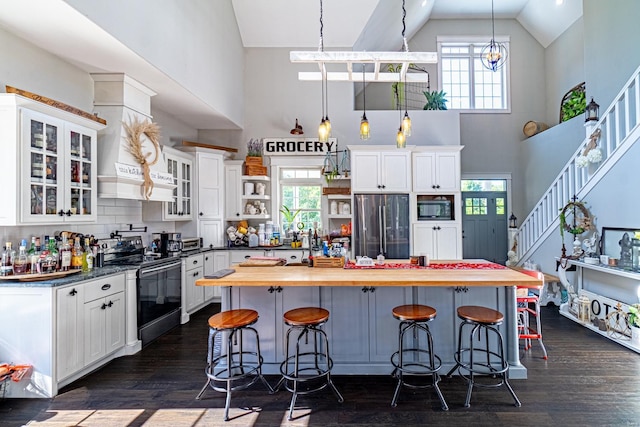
[628,304,640,346]
[423,90,448,110]
[280,205,300,234]
[246,138,263,165]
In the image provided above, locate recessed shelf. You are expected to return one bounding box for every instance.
[327,194,351,199]
[242,195,271,200]
[242,175,270,182]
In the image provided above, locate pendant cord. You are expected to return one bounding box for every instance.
[362,64,366,116]
[491,0,496,41]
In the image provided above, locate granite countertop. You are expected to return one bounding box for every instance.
[210,246,307,251]
[0,265,136,288]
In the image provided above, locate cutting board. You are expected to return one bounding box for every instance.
[238,256,287,267]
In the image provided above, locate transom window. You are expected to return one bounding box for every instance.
[437,37,510,111]
[279,168,322,232]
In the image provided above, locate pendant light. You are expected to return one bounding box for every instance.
[359,64,370,140]
[317,0,330,142]
[401,0,411,137]
[480,0,507,72]
[396,86,406,148]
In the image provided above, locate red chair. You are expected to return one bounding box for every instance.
[515,268,548,360]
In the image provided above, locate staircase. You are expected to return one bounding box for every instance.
[516,64,640,261]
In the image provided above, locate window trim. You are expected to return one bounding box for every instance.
[437,35,511,114]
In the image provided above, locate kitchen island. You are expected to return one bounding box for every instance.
[196,260,542,379]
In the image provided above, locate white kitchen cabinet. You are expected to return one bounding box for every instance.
[0,94,105,226]
[203,250,226,300]
[143,147,193,221]
[224,160,244,220]
[83,275,126,367]
[184,252,205,314]
[56,284,84,381]
[197,152,224,219]
[412,147,462,193]
[350,148,411,193]
[321,286,412,364]
[200,219,224,249]
[230,286,320,365]
[413,222,461,260]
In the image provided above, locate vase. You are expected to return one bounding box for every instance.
[631,326,640,347]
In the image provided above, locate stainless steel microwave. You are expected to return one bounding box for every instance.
[417,199,452,220]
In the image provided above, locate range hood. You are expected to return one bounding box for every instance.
[92,73,175,202]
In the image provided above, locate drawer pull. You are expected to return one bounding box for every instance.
[69,288,77,296]
[101,284,111,291]
[193,260,198,264]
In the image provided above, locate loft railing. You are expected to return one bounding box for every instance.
[516,64,640,261]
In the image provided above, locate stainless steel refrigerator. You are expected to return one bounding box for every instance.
[352,194,410,259]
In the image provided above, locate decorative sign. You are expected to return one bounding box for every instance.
[580,289,630,321]
[263,137,338,155]
[114,163,174,185]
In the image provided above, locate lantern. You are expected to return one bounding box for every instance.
[509,213,518,229]
[585,97,599,122]
[578,294,591,323]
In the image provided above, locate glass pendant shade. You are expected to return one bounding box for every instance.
[324,116,331,136]
[318,119,329,143]
[402,112,412,137]
[360,114,370,140]
[396,127,406,148]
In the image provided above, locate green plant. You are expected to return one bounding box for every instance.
[423,90,448,110]
[561,90,586,122]
[280,205,300,229]
[324,168,339,184]
[629,304,640,328]
[387,64,405,109]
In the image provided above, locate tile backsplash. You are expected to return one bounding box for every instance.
[0,198,176,249]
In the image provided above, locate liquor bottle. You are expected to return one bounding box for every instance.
[42,237,58,273]
[85,239,94,271]
[96,244,104,268]
[81,238,90,272]
[60,236,71,271]
[0,242,14,276]
[71,237,83,270]
[13,240,29,275]
[29,237,41,273]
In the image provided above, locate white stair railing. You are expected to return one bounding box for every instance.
[516,64,640,261]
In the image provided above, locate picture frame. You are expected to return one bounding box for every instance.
[600,227,640,259]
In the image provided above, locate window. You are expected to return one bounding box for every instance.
[279,168,322,232]
[437,37,510,111]
[461,179,506,191]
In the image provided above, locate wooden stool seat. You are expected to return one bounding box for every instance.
[283,307,329,326]
[392,304,437,322]
[457,305,503,325]
[207,309,259,330]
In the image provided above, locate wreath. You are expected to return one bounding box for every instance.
[123,116,161,200]
[559,200,592,242]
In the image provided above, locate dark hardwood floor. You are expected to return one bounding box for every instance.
[2,303,640,427]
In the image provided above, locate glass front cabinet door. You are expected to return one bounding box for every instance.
[21,109,98,224]
[164,148,193,221]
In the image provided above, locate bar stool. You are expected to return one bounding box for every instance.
[275,307,343,421]
[516,269,548,359]
[196,309,273,421]
[390,304,448,410]
[446,305,521,408]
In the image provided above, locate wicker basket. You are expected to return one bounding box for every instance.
[313,256,345,268]
[322,187,351,195]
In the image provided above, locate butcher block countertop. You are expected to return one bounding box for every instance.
[196,260,543,288]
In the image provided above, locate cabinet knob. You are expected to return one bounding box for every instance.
[369,286,376,293]
[437,226,441,230]
[436,185,441,189]
[107,301,113,308]
[58,210,65,217]
[65,210,72,216]
[101,303,107,310]
[193,271,199,277]
[199,212,203,216]
[193,260,198,264]
[432,185,437,189]
[276,286,283,293]
[205,256,209,261]
[236,213,240,217]
[268,286,275,293]
[362,287,369,293]
[69,288,77,296]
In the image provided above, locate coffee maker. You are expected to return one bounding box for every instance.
[158,232,182,257]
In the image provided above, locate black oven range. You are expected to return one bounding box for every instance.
[102,236,182,347]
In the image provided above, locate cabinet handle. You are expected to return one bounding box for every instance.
[432,185,437,189]
[290,255,297,260]
[268,286,275,293]
[205,256,209,261]
[65,210,72,216]
[437,226,441,230]
[193,260,198,264]
[275,286,283,293]
[362,287,369,293]
[107,301,113,308]
[369,286,376,293]
[69,288,77,296]
[101,303,107,310]
[244,255,251,259]
[436,185,441,189]
[101,284,111,291]
[193,271,199,277]
[58,210,65,216]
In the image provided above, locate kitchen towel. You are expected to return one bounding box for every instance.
[204,268,235,279]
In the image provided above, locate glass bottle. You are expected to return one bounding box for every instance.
[29,237,41,273]
[60,236,71,271]
[96,244,104,268]
[42,238,58,273]
[0,242,14,276]
[81,238,91,272]
[71,237,83,270]
[13,240,29,275]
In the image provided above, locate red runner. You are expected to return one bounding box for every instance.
[344,261,506,270]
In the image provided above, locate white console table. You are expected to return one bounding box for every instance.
[557,258,640,353]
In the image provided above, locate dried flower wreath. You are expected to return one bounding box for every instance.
[123,116,161,200]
